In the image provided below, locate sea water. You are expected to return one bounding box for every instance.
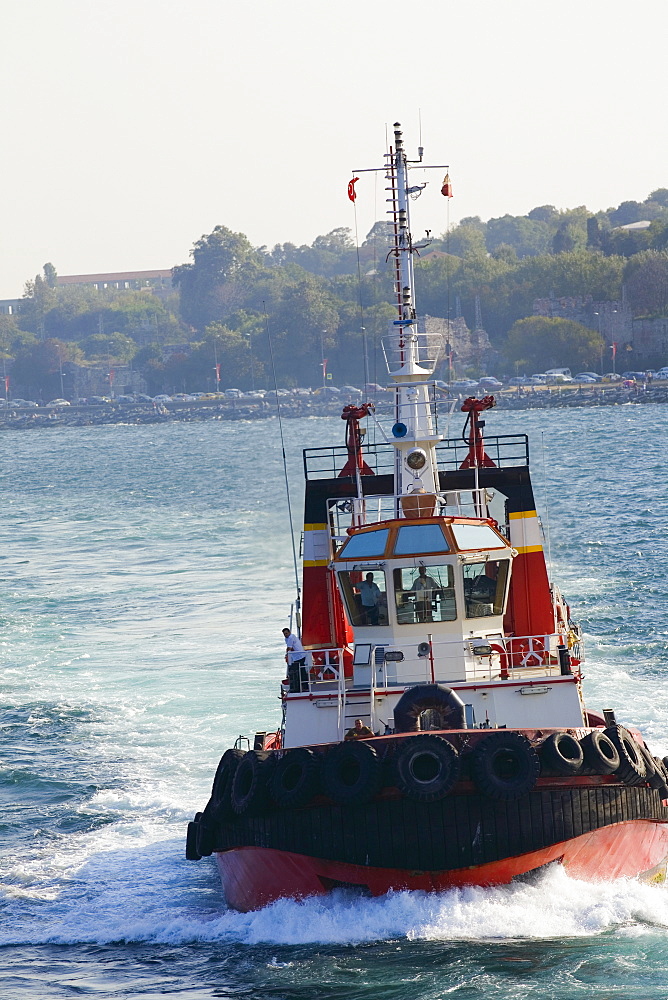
[1,406,668,999]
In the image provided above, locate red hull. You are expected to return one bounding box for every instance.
[215,819,668,911]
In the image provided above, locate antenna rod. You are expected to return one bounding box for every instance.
[264,303,302,633]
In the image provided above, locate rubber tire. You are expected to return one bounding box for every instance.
[270,748,321,809]
[579,731,620,774]
[539,732,584,775]
[394,734,461,802]
[210,748,244,821]
[393,683,466,734]
[653,757,668,799]
[469,732,540,800]
[321,740,382,805]
[604,726,647,786]
[230,750,273,816]
[185,821,201,860]
[639,744,665,790]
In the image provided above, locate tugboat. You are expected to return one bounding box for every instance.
[186,124,668,912]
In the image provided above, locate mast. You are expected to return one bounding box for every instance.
[384,123,444,504]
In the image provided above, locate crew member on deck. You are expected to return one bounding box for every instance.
[282,627,307,692]
[345,718,374,740]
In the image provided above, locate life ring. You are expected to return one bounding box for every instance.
[469,732,540,800]
[210,748,244,820]
[579,730,620,774]
[270,748,321,809]
[393,683,466,734]
[321,740,382,805]
[394,734,461,802]
[604,725,647,786]
[490,642,510,679]
[230,750,274,816]
[508,637,547,668]
[538,732,584,775]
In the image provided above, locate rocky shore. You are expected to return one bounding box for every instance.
[0,383,666,430]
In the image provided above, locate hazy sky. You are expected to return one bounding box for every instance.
[1,0,666,299]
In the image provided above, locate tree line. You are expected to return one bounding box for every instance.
[4,186,668,399]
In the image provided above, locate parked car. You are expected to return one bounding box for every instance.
[45,398,70,407]
[153,394,172,402]
[116,394,136,403]
[601,373,622,382]
[363,383,386,392]
[478,377,504,388]
[574,373,601,382]
[449,380,479,391]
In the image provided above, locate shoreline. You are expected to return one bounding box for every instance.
[0,383,666,430]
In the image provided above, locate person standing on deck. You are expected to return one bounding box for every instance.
[282,627,307,692]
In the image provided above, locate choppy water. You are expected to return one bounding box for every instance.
[1,406,668,999]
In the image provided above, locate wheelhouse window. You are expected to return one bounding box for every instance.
[394,523,450,556]
[337,528,389,560]
[393,564,457,624]
[462,560,509,618]
[339,570,389,626]
[451,523,506,550]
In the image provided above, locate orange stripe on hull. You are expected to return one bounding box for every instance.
[216,820,668,911]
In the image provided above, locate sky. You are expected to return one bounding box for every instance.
[1,0,666,299]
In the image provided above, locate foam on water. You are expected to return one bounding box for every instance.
[2,861,668,948]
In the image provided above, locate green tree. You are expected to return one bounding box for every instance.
[80,331,137,363]
[11,338,83,401]
[173,225,267,330]
[504,317,604,372]
[623,251,668,316]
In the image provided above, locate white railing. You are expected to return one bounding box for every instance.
[328,488,491,538]
[381,331,443,374]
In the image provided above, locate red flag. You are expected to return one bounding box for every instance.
[4,377,9,392]
[348,177,359,202]
[441,172,453,198]
[611,342,617,358]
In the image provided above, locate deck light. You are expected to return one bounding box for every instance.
[406,447,427,470]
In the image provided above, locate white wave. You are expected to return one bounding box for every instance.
[3,862,668,948]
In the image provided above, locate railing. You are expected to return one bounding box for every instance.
[303,433,529,480]
[327,488,495,537]
[381,331,444,374]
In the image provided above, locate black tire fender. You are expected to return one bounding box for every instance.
[185,821,201,861]
[579,730,620,774]
[604,725,647,785]
[639,744,665,790]
[321,740,382,805]
[394,734,461,802]
[393,683,466,734]
[469,732,540,800]
[270,748,321,808]
[231,750,274,816]
[210,748,244,821]
[538,732,584,775]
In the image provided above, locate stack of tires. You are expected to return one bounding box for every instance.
[186,724,668,860]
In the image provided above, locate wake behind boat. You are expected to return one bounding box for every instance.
[186,124,668,912]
